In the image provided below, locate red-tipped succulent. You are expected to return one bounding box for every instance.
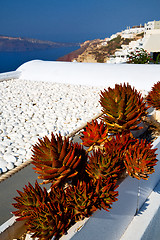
[103,133,157,180]
[31,133,88,187]
[100,83,148,133]
[13,182,74,240]
[103,132,136,159]
[86,133,138,183]
[12,181,48,222]
[146,81,160,110]
[27,187,74,240]
[86,149,123,183]
[95,178,119,212]
[80,119,109,151]
[124,139,158,180]
[66,178,119,220]
[66,180,98,220]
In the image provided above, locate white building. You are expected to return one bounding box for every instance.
[145,20,160,32]
[106,20,160,64]
[110,32,121,40]
[121,26,144,39]
[143,20,160,61]
[106,37,146,64]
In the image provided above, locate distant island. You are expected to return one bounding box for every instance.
[0,35,80,52]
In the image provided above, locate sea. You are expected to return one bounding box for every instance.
[0,46,79,73]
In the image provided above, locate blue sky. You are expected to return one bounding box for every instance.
[1,0,160,43]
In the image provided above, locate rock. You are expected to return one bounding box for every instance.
[1,166,7,173]
[6,162,14,170]
[17,148,26,156]
[14,161,23,166]
[25,142,32,149]
[0,159,7,168]
[0,145,5,153]
[26,151,32,159]
[3,153,17,163]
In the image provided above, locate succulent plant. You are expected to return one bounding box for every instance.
[95,178,119,212]
[27,196,73,240]
[104,132,136,157]
[100,83,148,133]
[66,178,119,220]
[146,81,160,110]
[66,180,98,220]
[86,133,137,183]
[124,139,158,180]
[31,133,88,187]
[80,119,109,151]
[12,181,49,221]
[86,148,124,183]
[13,182,74,240]
[103,133,157,180]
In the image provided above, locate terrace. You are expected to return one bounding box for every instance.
[0,61,160,240]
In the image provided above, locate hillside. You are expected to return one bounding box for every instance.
[58,30,144,63]
[0,35,79,52]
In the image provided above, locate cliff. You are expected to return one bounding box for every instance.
[58,33,144,63]
[0,35,79,52]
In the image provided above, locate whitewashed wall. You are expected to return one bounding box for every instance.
[18,60,160,93]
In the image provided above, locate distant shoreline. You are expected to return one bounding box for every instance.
[0,35,80,52]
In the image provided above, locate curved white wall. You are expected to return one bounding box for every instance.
[18,60,160,93]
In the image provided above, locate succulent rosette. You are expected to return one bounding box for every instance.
[31,133,88,187]
[80,119,109,151]
[146,81,160,110]
[12,181,49,221]
[66,178,119,219]
[86,149,123,182]
[86,133,136,182]
[103,133,157,180]
[124,139,158,180]
[13,182,74,240]
[66,180,98,220]
[100,83,148,133]
[95,178,119,212]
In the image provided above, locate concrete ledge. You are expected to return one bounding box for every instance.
[0,217,25,240]
[0,71,21,82]
[120,137,160,240]
[120,179,160,240]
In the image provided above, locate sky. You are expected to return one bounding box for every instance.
[0,0,160,43]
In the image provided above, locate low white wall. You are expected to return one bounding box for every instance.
[120,137,160,240]
[0,71,21,82]
[18,60,160,93]
[120,181,160,240]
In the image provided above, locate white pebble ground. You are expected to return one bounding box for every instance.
[0,79,103,174]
